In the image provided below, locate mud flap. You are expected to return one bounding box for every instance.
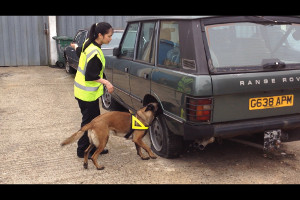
[264,129,281,152]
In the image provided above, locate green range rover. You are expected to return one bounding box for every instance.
[101,16,300,158]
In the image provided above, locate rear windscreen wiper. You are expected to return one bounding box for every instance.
[262,59,286,70]
[249,16,292,25]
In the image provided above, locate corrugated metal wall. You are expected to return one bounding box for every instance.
[0,16,140,66]
[56,16,139,38]
[0,16,49,66]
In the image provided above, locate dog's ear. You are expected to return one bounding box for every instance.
[145,104,155,112]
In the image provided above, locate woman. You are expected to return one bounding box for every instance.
[71,22,114,158]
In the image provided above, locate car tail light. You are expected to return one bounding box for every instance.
[186,97,212,122]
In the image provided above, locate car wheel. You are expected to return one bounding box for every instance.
[65,60,75,74]
[101,85,123,111]
[149,114,183,158]
[56,61,64,68]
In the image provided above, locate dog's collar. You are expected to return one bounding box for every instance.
[131,115,149,130]
[124,114,149,139]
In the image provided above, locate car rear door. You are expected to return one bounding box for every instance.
[129,21,156,111]
[203,20,300,123]
[211,71,300,123]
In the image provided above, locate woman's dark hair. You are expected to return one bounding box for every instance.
[83,22,112,51]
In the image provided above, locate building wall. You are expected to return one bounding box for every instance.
[56,16,139,38]
[0,16,140,66]
[0,16,49,66]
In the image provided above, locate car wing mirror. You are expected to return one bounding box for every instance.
[113,47,120,57]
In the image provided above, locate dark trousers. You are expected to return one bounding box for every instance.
[76,98,100,156]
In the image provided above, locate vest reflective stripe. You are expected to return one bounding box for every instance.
[74,42,105,102]
[74,81,101,92]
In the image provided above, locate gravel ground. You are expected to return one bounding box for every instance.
[1,66,300,184]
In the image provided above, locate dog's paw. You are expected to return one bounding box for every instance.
[141,156,150,160]
[83,163,88,169]
[97,166,105,170]
[150,155,157,159]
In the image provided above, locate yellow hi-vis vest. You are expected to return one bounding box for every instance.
[74,41,105,102]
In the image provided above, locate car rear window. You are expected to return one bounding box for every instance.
[204,22,300,73]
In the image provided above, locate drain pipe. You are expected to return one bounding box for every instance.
[48,16,58,66]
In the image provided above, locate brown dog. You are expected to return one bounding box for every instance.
[61,102,158,170]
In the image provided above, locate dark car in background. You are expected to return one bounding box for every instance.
[63,29,124,73]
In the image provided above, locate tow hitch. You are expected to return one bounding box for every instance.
[263,129,282,152]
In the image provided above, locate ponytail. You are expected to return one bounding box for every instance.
[89,23,98,40]
[83,22,112,51]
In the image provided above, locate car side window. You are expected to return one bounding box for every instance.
[77,31,87,47]
[74,31,87,47]
[158,21,181,68]
[136,22,156,64]
[120,23,139,59]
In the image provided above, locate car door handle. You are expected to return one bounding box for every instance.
[124,67,129,73]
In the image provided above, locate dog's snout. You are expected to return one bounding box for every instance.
[145,104,155,112]
[145,103,158,112]
[153,103,159,112]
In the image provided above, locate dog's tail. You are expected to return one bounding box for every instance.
[61,123,92,146]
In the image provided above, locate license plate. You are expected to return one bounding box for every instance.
[249,94,294,110]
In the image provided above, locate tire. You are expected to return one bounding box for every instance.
[149,114,183,158]
[56,61,64,68]
[65,60,75,74]
[101,85,123,111]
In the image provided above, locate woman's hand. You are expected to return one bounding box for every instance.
[70,42,78,50]
[104,80,114,94]
[95,79,114,94]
